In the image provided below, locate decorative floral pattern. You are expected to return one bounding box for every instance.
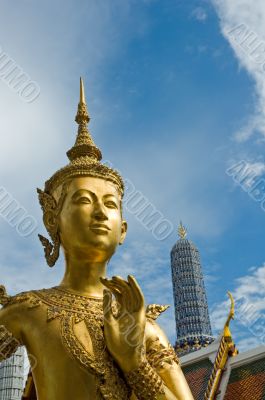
[5,286,130,400]
[2,285,176,399]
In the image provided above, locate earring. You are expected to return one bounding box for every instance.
[37,183,69,268]
[38,233,60,267]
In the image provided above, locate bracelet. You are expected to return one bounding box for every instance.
[125,359,165,400]
[147,341,180,371]
[0,325,20,361]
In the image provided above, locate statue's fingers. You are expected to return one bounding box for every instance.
[128,275,145,309]
[101,277,127,310]
[110,280,132,310]
[111,276,135,311]
[102,289,114,325]
[101,280,123,307]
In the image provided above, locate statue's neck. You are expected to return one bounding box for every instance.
[59,253,108,298]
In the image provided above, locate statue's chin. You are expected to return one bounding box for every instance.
[62,241,117,263]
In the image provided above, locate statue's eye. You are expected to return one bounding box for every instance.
[105,201,118,209]
[77,197,92,204]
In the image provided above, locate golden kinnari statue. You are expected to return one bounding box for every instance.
[0,79,194,400]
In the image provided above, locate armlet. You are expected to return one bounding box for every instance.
[0,285,26,361]
[0,325,21,362]
[125,359,165,400]
[147,340,180,371]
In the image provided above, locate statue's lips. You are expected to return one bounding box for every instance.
[89,224,110,234]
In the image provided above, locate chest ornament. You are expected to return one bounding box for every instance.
[10,287,131,400]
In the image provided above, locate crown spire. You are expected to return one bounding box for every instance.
[43,78,124,202]
[178,221,187,239]
[80,77,86,104]
[75,77,90,125]
[66,78,101,162]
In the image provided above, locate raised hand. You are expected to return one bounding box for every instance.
[100,275,146,373]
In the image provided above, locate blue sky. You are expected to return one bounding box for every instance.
[1,0,265,353]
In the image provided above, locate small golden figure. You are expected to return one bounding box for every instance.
[0,79,194,400]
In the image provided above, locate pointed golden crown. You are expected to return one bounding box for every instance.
[44,78,124,196]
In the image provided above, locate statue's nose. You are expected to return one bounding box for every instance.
[92,203,108,220]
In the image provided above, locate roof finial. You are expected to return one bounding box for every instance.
[223,291,235,338]
[204,291,237,400]
[178,221,187,239]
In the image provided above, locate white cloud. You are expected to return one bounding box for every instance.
[212,0,265,141]
[247,161,265,177]
[0,0,136,204]
[0,0,255,352]
[110,240,176,343]
[0,0,235,261]
[110,241,173,297]
[210,263,265,352]
[226,159,265,190]
[0,234,65,295]
[236,337,261,352]
[191,7,208,22]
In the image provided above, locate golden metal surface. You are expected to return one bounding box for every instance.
[0,80,194,400]
[204,292,238,400]
[178,221,187,239]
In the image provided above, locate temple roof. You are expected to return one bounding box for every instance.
[182,358,213,399]
[181,339,265,400]
[223,346,265,400]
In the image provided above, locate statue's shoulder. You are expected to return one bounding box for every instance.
[145,304,171,345]
[0,285,42,309]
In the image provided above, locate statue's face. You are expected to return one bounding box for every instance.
[58,176,127,262]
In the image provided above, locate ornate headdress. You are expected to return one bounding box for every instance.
[37,78,124,267]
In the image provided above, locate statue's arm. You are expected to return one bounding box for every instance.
[101,276,192,400]
[145,319,194,400]
[0,298,23,362]
[126,318,195,400]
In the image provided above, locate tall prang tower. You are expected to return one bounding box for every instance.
[0,347,24,400]
[171,222,214,356]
